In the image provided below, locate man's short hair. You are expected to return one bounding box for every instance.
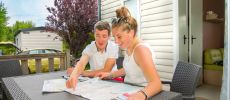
[94,21,111,36]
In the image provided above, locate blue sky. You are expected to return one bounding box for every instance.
[0,0,54,26]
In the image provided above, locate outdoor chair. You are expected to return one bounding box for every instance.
[0,60,23,100]
[162,61,201,100]
[116,57,124,69]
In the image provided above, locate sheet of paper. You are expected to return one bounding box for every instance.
[42,79,67,92]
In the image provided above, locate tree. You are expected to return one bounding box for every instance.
[46,0,98,58]
[12,21,35,33]
[0,2,8,42]
[0,2,7,28]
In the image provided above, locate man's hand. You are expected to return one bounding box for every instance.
[66,74,78,90]
[67,67,74,76]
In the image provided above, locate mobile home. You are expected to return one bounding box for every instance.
[15,27,62,51]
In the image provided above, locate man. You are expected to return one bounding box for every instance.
[66,21,119,89]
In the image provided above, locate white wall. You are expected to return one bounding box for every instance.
[101,0,122,22]
[15,33,22,50]
[139,0,174,81]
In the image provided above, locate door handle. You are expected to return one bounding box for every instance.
[183,35,187,44]
[192,35,197,44]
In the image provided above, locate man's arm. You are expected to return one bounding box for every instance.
[66,54,90,89]
[82,58,116,77]
[70,54,90,77]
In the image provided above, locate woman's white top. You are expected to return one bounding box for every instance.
[82,40,119,70]
[123,43,156,86]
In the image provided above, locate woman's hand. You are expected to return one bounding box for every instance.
[127,92,146,100]
[95,72,111,79]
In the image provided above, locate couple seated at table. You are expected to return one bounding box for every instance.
[66,6,162,100]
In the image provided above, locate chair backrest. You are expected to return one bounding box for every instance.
[0,60,23,98]
[116,57,124,69]
[170,61,201,99]
[0,60,23,79]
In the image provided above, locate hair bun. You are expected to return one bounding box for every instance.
[116,7,131,18]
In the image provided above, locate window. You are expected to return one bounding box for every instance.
[29,50,38,54]
[23,31,30,34]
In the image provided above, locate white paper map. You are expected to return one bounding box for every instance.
[42,79,67,92]
[42,77,143,100]
[65,77,143,100]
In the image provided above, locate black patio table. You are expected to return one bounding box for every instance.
[1,71,182,100]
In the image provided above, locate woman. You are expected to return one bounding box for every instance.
[97,7,162,100]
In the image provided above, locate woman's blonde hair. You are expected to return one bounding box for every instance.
[112,7,137,35]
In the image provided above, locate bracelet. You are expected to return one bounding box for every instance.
[139,90,148,100]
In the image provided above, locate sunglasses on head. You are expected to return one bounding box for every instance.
[112,17,129,25]
[112,17,132,30]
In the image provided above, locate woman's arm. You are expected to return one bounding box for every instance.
[131,45,162,99]
[109,68,126,78]
[96,68,126,79]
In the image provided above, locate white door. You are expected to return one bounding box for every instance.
[178,0,203,84]
[178,0,189,62]
[189,0,203,67]
[189,0,203,85]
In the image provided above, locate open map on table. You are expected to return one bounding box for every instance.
[42,78,66,92]
[42,77,143,100]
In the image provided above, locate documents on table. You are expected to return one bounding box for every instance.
[42,76,90,92]
[42,77,143,100]
[65,77,143,100]
[42,79,67,92]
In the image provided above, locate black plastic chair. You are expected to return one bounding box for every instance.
[116,57,124,69]
[0,60,23,100]
[162,61,201,100]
